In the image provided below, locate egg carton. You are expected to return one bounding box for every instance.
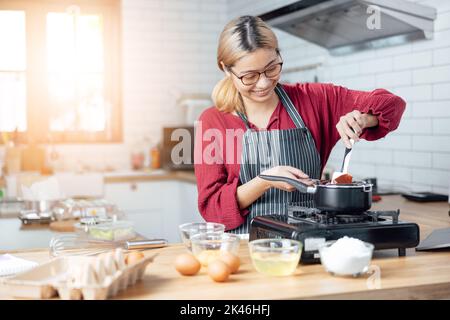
[1,254,156,300]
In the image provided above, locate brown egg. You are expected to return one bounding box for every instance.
[207,260,230,282]
[196,250,221,267]
[125,251,145,265]
[219,252,240,274]
[174,253,201,276]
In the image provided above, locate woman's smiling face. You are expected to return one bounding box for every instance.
[224,48,282,104]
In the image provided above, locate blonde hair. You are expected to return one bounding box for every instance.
[212,16,279,113]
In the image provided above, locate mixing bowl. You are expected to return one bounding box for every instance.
[190,232,240,267]
[178,222,225,250]
[318,239,374,277]
[248,239,302,276]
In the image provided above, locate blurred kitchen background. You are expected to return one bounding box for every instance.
[0,0,449,248]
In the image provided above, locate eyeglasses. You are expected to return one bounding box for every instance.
[227,61,283,86]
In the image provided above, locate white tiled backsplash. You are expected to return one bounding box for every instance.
[228,0,450,194]
[0,0,449,195]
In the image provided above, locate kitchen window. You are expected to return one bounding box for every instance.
[0,0,122,143]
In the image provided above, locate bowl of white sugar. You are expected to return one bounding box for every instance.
[318,236,374,277]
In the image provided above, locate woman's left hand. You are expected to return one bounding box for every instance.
[336,110,378,148]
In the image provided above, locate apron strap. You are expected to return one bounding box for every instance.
[236,83,308,130]
[274,84,307,129]
[236,111,251,130]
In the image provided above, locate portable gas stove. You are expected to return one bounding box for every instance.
[249,204,420,264]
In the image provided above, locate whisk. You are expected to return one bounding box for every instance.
[49,234,168,257]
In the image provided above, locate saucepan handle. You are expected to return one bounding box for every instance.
[258,174,316,194]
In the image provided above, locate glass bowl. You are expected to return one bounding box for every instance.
[318,239,374,277]
[190,232,240,267]
[75,218,135,241]
[178,222,225,250]
[248,239,302,276]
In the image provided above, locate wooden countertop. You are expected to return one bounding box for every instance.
[1,195,449,300]
[0,170,197,189]
[103,170,196,184]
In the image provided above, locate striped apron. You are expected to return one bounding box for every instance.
[229,84,321,234]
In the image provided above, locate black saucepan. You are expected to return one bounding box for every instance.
[258,174,373,214]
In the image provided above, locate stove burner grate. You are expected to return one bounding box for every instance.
[287,205,399,225]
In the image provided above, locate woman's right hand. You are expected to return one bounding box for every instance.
[258,166,310,192]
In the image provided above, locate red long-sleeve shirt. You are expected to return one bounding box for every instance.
[194,82,406,230]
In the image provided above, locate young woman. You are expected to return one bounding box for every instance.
[194,16,405,235]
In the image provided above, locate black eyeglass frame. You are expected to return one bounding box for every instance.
[227,60,284,86]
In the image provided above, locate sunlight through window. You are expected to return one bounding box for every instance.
[0,1,120,143]
[0,10,27,132]
[46,10,107,132]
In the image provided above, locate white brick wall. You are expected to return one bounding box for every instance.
[413,136,450,152]
[390,85,433,102]
[393,51,432,70]
[119,0,226,158]
[413,65,450,84]
[112,0,226,170]
[228,0,450,193]
[393,151,432,168]
[413,101,450,117]
[375,70,412,87]
[433,83,450,100]
[412,168,450,187]
[433,47,450,65]
[397,119,433,135]
[433,153,450,169]
[360,57,393,74]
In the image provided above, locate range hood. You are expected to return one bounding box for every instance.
[259,0,437,55]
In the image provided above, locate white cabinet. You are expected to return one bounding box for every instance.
[104,180,201,243]
[178,182,203,224]
[161,181,181,242]
[126,210,164,239]
[161,182,204,242]
[104,181,164,212]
